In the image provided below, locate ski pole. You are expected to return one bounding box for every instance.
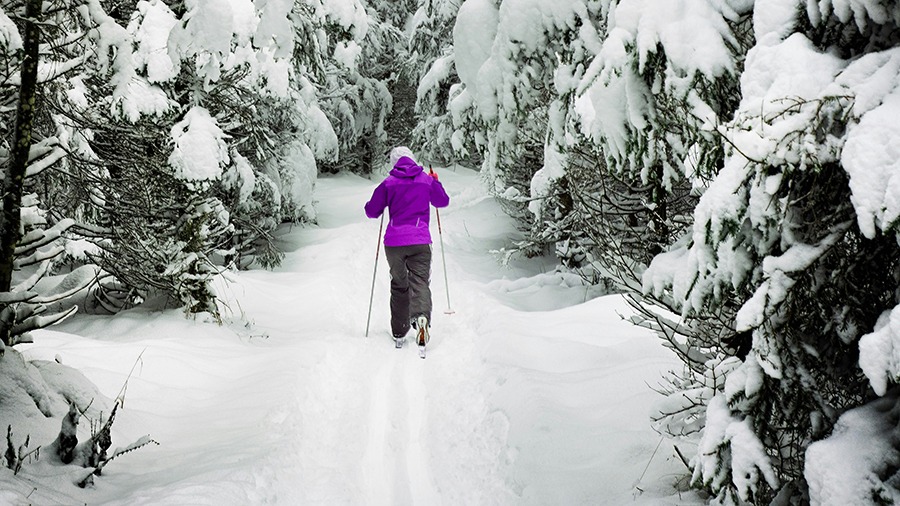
[365,214,385,337]
[430,166,454,315]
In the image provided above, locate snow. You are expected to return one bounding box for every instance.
[694,393,777,500]
[254,47,292,97]
[85,0,142,113]
[753,0,800,44]
[4,167,698,505]
[228,0,259,45]
[223,151,257,204]
[0,8,22,55]
[807,0,892,31]
[65,239,101,262]
[726,415,779,500]
[859,306,900,396]
[840,50,900,238]
[527,143,567,219]
[611,0,737,80]
[115,0,297,104]
[333,40,362,71]
[278,140,318,221]
[493,0,586,55]
[723,358,764,406]
[735,236,840,333]
[455,0,597,132]
[181,0,236,59]
[575,63,649,164]
[417,54,454,103]
[168,106,230,182]
[130,1,180,84]
[315,0,369,40]
[254,0,294,59]
[296,77,340,161]
[739,33,844,121]
[805,393,900,505]
[64,75,90,110]
[452,0,499,99]
[693,395,735,492]
[164,0,291,93]
[115,77,174,123]
[576,0,742,154]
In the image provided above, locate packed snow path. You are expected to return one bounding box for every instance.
[22,167,698,505]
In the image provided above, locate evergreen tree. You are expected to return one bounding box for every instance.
[2,0,344,317]
[643,1,900,502]
[408,0,472,166]
[308,0,394,175]
[0,0,105,349]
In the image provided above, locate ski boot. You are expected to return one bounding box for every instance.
[393,330,407,349]
[413,315,430,358]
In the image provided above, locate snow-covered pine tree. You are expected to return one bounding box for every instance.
[542,0,749,290]
[32,1,231,314]
[536,2,755,484]
[21,0,334,311]
[643,1,900,502]
[437,0,556,203]
[0,0,104,348]
[408,0,473,166]
[307,0,394,175]
[435,0,746,292]
[366,0,418,151]
[414,0,615,237]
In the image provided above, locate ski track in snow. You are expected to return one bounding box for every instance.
[363,355,393,502]
[16,167,698,505]
[361,350,438,506]
[405,359,440,506]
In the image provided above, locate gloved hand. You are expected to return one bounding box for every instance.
[429,170,439,181]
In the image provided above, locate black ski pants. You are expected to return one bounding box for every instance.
[384,244,432,337]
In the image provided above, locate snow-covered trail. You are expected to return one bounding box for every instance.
[19,167,698,505]
[254,169,517,505]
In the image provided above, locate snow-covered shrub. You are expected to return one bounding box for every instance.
[72,127,233,315]
[0,346,113,469]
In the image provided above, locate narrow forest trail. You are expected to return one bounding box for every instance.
[251,168,519,505]
[21,167,699,505]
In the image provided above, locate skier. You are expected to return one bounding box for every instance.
[364,146,450,352]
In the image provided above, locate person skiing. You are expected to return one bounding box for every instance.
[364,146,450,351]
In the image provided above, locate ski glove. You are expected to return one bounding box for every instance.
[429,170,439,181]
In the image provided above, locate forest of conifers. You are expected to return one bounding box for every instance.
[2,0,900,503]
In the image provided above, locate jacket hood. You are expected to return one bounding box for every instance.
[390,156,424,178]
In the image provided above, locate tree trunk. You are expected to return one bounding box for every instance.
[0,0,42,346]
[648,163,668,259]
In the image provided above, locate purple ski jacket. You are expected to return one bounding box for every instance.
[364,157,450,247]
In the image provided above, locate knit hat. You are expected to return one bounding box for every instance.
[389,146,415,167]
